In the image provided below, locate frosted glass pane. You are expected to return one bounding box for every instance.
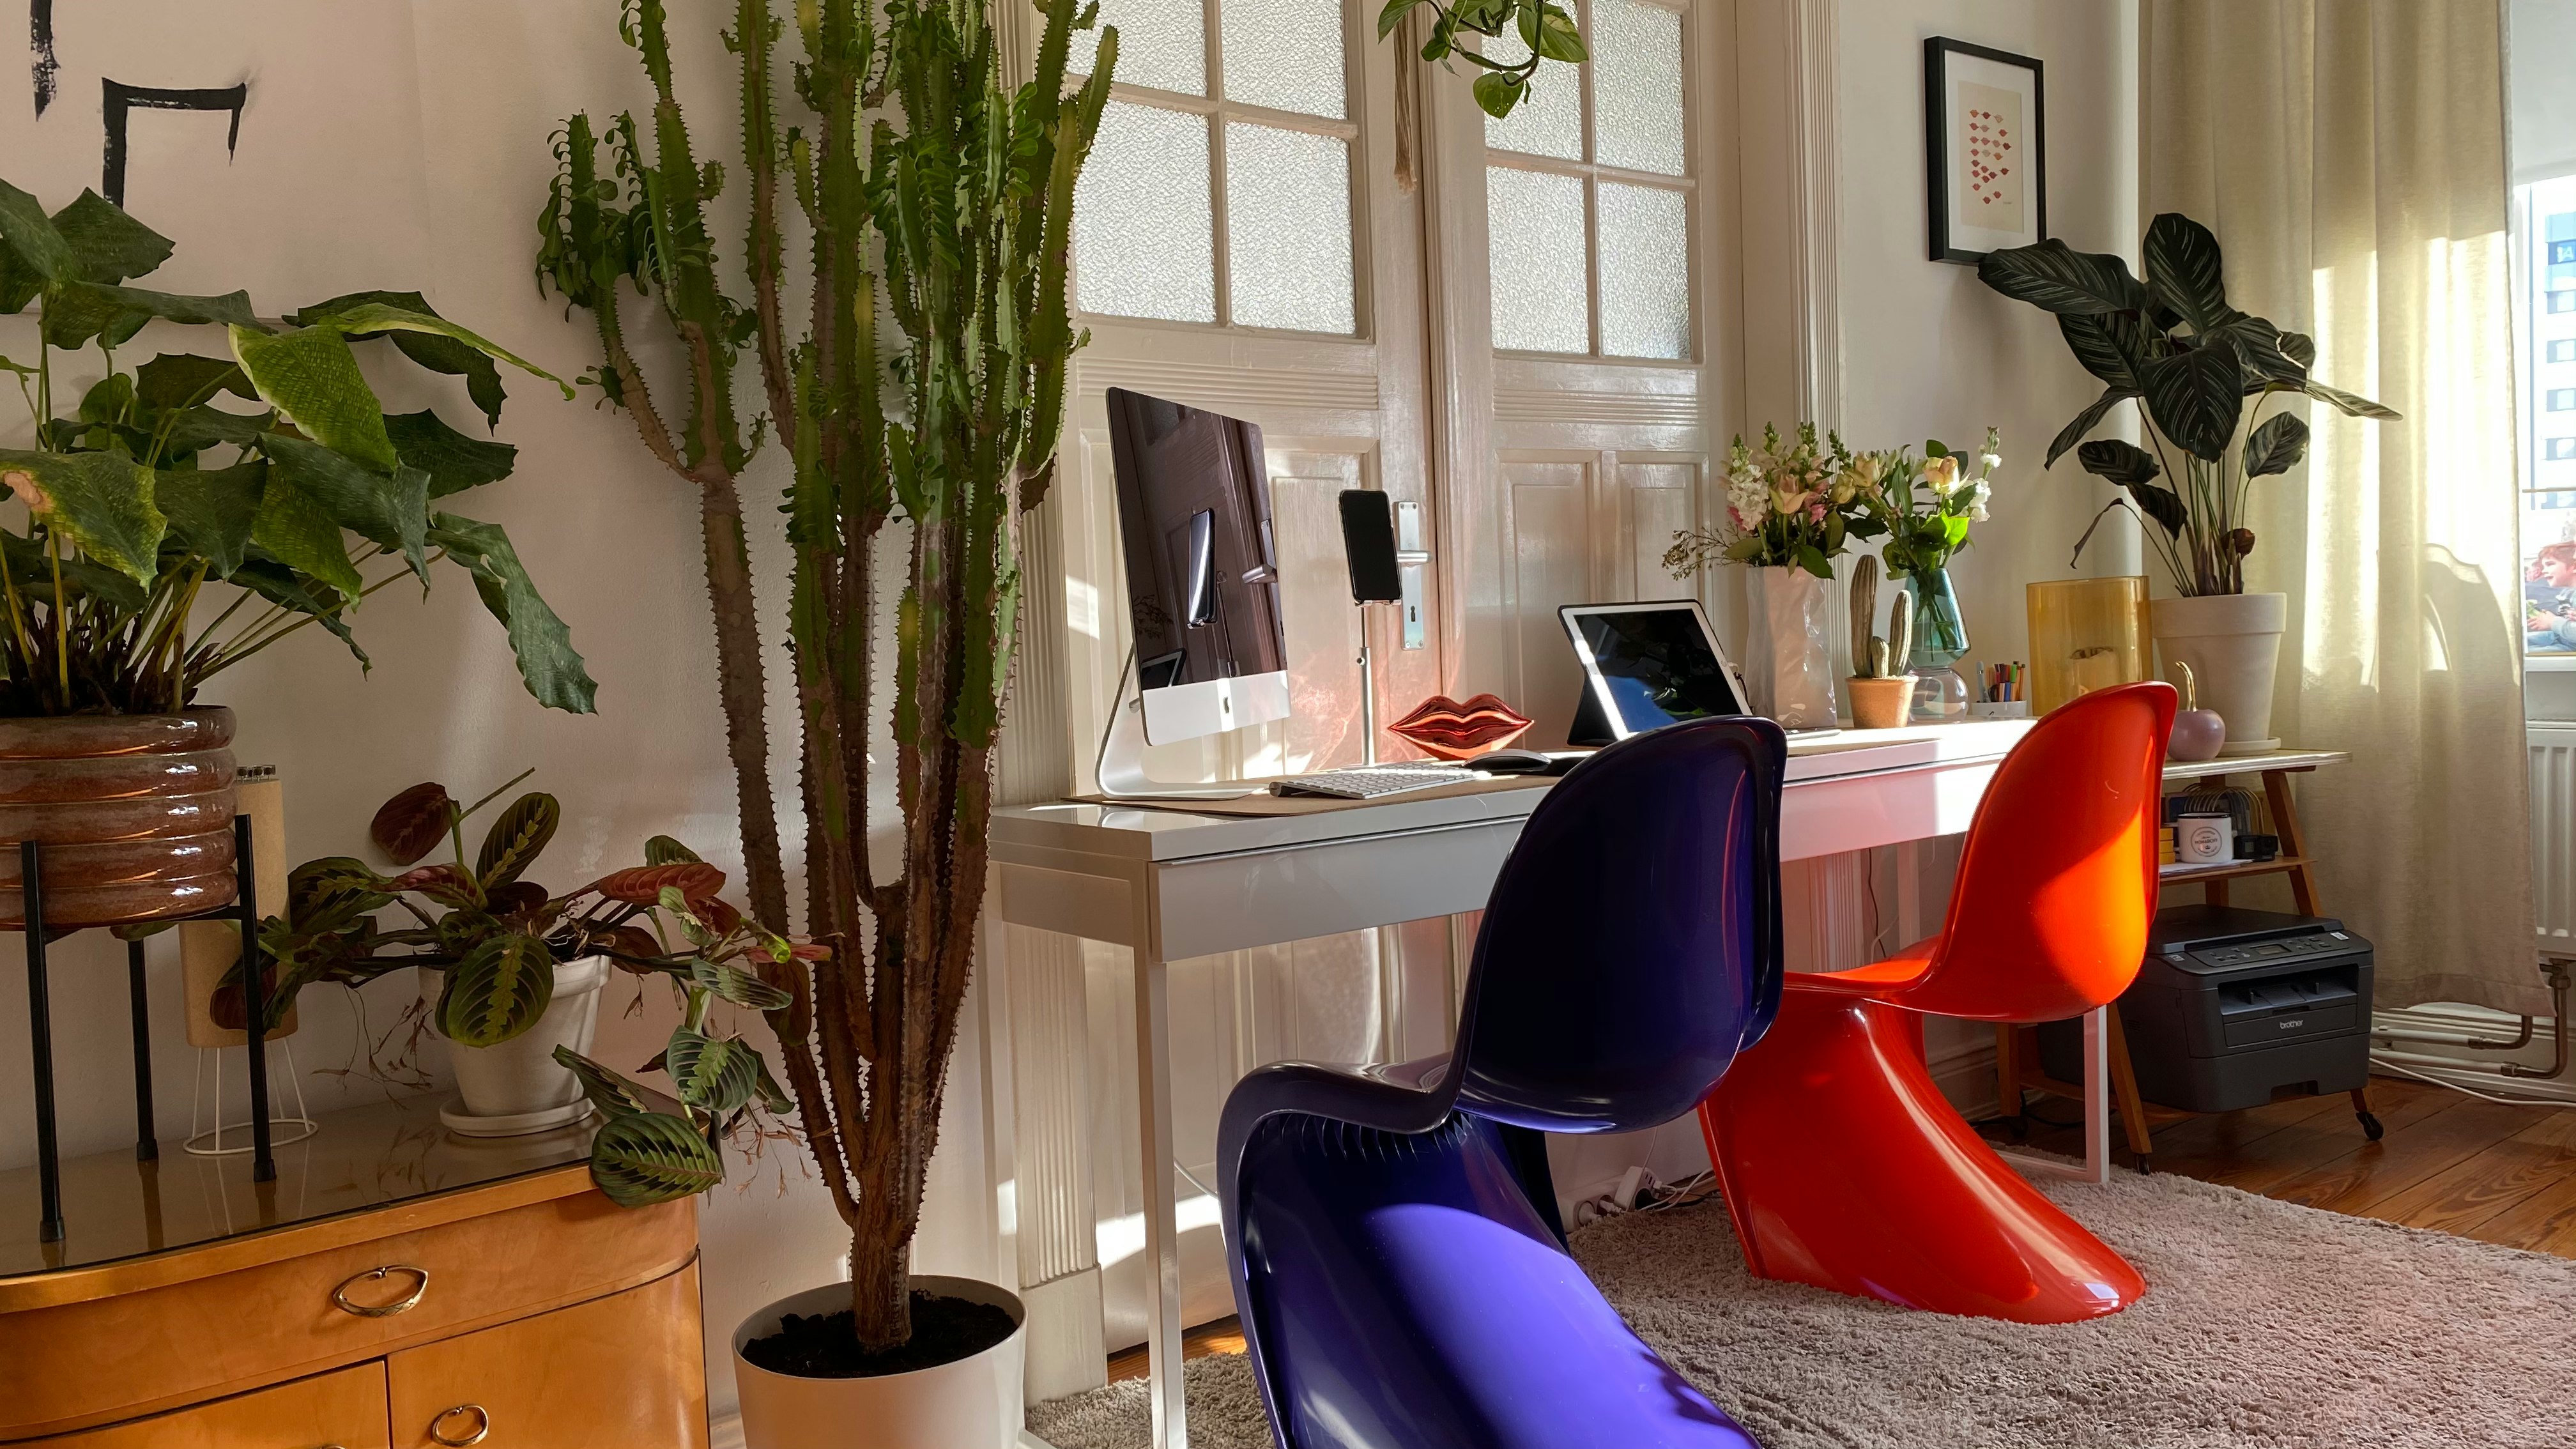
[1226,123,1356,334]
[1079,0,1206,95]
[1480,32,1582,160]
[1597,181,1689,358]
[1220,0,1346,118]
[1593,0,1686,175]
[1487,167,1589,353]
[1075,103,1216,323]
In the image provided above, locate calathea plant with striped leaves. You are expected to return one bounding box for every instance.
[258,774,820,1172]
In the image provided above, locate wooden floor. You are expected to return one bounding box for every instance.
[1105,1073,2576,1383]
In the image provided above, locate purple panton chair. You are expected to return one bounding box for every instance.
[1216,716,1786,1449]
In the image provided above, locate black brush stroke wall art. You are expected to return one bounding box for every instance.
[29,0,56,116]
[102,79,248,206]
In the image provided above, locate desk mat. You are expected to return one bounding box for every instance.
[1068,771,1551,816]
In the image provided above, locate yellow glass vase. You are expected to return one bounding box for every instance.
[2025,576,2150,715]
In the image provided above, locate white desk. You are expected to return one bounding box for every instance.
[989,720,2053,1449]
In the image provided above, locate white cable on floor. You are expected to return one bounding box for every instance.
[2368,1054,2570,1108]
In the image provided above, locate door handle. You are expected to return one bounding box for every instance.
[330,1264,430,1317]
[429,1404,491,1446]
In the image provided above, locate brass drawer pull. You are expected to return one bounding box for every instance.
[430,1404,491,1446]
[330,1264,430,1317]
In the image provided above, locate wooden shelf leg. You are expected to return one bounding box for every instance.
[2104,1010,2156,1169]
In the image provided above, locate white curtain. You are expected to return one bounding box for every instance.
[2143,0,2545,1015]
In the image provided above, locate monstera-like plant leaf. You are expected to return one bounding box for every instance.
[2242,413,2310,479]
[1975,238,2147,316]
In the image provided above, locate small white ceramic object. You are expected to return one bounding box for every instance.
[2175,812,2235,866]
[734,1276,1027,1449]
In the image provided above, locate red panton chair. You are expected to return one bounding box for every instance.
[1697,680,2176,1323]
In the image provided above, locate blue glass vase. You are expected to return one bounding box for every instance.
[1903,565,1970,723]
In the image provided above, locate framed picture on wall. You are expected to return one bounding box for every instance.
[1924,37,2046,264]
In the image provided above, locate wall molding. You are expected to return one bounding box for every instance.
[1072,356,1383,415]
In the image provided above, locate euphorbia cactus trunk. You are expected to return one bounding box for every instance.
[540,0,1111,1351]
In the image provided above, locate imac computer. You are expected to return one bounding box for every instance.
[1096,387,1292,799]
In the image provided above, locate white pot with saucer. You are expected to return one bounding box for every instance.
[423,954,609,1137]
[2150,592,2286,756]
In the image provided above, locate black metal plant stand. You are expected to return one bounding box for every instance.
[20,815,269,1243]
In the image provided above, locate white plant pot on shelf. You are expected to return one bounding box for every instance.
[734,1277,1027,1449]
[424,953,609,1137]
[2150,592,2287,756]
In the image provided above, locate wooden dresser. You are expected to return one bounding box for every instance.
[0,1094,706,1446]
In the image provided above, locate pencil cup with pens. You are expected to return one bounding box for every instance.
[1965,661,2030,720]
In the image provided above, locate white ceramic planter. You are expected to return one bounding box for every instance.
[1742,565,1839,730]
[425,953,608,1137]
[734,1276,1027,1449]
[2150,592,2287,756]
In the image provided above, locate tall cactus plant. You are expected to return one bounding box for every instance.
[538,0,1112,1350]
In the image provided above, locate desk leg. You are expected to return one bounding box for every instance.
[1132,946,1188,1449]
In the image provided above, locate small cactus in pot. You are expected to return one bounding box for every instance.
[1846,556,1919,729]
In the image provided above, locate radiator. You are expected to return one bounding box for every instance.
[2531,724,2576,958]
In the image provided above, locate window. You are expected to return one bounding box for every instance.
[1483,0,1694,360]
[2552,339,2576,364]
[2550,438,2576,461]
[2559,240,2576,266]
[2552,289,2576,314]
[1070,0,1358,334]
[2553,389,2576,411]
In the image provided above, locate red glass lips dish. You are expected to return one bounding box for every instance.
[1387,693,1534,760]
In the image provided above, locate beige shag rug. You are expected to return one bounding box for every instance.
[1029,1170,2576,1448]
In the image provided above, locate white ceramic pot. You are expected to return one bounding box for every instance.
[2150,592,2287,756]
[734,1276,1027,1449]
[425,953,608,1137]
[1742,565,1839,730]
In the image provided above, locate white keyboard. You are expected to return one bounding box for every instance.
[1271,764,1469,799]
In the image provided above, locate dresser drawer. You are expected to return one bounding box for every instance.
[0,1193,693,1439]
[28,1362,390,1448]
[388,1262,707,1448]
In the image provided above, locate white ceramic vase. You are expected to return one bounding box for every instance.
[1742,565,1839,730]
[734,1277,1027,1449]
[2150,592,2287,756]
[425,953,608,1137]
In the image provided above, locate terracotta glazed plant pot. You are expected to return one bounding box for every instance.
[0,707,239,928]
[734,1276,1027,1449]
[1846,675,1917,730]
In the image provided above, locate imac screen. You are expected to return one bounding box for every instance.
[1573,607,1747,732]
[1107,388,1285,691]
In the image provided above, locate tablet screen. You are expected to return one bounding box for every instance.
[1570,606,1747,734]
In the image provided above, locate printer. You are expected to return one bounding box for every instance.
[2041,904,2374,1114]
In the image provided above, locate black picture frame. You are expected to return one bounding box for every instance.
[1924,36,2046,264]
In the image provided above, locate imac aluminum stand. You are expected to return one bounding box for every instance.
[1095,647,1269,801]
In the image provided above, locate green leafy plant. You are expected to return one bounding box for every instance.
[537,0,1109,1351]
[0,180,592,715]
[1377,0,1587,119]
[256,774,737,1046]
[1848,429,2002,581]
[1977,213,2398,596]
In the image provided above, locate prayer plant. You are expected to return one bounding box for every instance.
[1977,213,2398,597]
[537,0,1110,1351]
[0,180,591,716]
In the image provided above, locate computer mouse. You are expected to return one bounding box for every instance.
[1473,749,1562,775]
